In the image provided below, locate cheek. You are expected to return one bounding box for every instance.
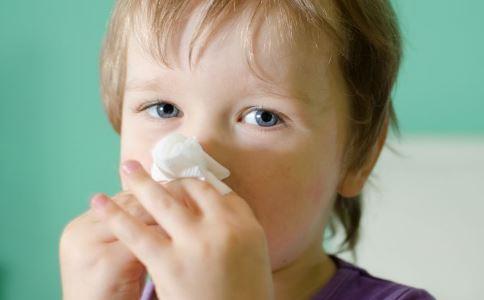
[119,119,160,189]
[224,147,339,261]
[227,141,338,214]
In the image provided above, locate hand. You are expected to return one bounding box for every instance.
[90,160,275,300]
[59,191,164,300]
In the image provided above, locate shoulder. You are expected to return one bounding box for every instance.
[394,288,436,300]
[310,255,436,300]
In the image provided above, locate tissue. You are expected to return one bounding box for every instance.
[150,132,232,195]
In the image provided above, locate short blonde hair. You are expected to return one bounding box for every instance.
[99,0,402,256]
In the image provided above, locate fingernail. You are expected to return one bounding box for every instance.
[91,194,109,210]
[122,160,141,175]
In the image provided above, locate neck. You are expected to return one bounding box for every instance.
[272,243,337,300]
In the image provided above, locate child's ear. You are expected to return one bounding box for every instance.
[337,116,389,198]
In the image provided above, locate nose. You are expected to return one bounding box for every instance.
[177,123,229,168]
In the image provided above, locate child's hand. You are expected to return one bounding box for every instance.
[91,160,275,300]
[59,191,164,300]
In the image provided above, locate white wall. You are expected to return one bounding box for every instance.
[332,134,484,300]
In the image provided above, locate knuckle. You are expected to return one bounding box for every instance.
[128,203,145,218]
[112,193,148,218]
[59,215,91,257]
[112,192,132,206]
[121,198,141,215]
[61,219,76,237]
[59,227,74,251]
[60,215,82,244]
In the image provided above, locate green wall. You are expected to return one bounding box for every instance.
[392,0,484,134]
[0,1,119,299]
[0,0,482,299]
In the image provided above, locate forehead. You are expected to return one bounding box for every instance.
[126,2,335,105]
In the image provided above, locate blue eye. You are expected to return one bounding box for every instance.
[242,107,283,128]
[139,101,285,131]
[144,102,182,119]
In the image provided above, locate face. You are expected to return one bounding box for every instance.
[119,5,350,271]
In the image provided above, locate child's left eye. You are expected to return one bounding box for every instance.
[241,107,285,129]
[144,102,183,119]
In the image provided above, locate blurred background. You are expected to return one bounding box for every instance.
[0,0,482,299]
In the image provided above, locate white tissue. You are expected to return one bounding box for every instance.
[150,132,232,195]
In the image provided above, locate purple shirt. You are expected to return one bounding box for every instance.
[140,254,436,300]
[310,255,436,300]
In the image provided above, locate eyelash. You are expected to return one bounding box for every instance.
[135,99,287,132]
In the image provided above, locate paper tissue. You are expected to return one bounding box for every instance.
[150,132,232,195]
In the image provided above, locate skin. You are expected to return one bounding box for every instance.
[59,3,387,300]
[119,4,386,300]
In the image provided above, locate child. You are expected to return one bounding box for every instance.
[59,1,436,299]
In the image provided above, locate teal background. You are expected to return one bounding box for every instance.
[0,0,482,299]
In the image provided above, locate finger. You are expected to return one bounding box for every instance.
[93,192,175,242]
[85,193,161,244]
[121,160,197,237]
[159,179,202,216]
[112,192,181,240]
[73,201,128,243]
[90,193,170,268]
[112,192,158,225]
[178,177,234,217]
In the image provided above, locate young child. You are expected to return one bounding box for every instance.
[59,1,436,299]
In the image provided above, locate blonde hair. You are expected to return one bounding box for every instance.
[99,0,403,257]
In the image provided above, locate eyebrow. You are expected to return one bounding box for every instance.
[125,76,313,106]
[126,77,165,92]
[251,80,313,106]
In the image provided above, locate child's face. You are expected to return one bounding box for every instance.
[119,8,351,271]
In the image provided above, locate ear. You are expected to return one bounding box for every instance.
[337,116,389,198]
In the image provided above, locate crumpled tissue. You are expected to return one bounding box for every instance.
[150,132,232,195]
